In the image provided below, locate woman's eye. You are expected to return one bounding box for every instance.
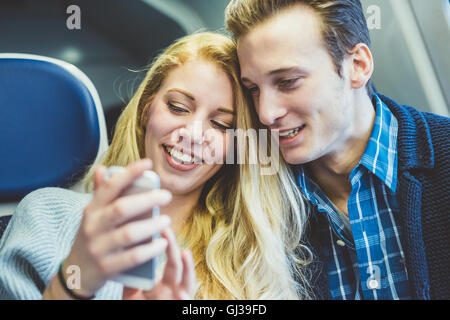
[211,120,233,131]
[167,102,188,113]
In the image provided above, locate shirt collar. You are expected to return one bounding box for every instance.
[356,94,398,192]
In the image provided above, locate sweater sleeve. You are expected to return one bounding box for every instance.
[0,187,123,300]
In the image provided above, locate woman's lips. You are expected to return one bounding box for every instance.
[163,145,201,172]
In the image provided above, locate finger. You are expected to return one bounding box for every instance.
[161,228,183,286]
[122,287,144,300]
[93,165,107,191]
[91,215,171,256]
[93,159,153,208]
[176,291,191,300]
[92,189,172,232]
[180,249,196,298]
[101,238,167,276]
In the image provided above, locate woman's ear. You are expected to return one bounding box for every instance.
[348,43,374,90]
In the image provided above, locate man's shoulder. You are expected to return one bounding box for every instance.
[400,104,450,153]
[378,94,450,127]
[378,94,450,159]
[421,111,450,138]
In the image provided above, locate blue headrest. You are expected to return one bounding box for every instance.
[0,55,102,201]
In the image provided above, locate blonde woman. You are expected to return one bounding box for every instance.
[0,32,311,300]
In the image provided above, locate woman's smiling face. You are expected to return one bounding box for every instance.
[144,58,235,196]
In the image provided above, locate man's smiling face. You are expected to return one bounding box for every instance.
[237,4,356,165]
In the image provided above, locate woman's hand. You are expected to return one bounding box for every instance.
[59,159,173,298]
[123,228,196,300]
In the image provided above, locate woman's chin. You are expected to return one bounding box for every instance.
[159,177,196,196]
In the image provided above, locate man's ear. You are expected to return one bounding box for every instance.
[348,43,374,90]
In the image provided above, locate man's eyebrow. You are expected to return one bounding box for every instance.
[167,88,195,101]
[241,67,304,83]
[268,66,302,76]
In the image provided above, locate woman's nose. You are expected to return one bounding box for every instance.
[174,121,208,147]
[186,120,205,145]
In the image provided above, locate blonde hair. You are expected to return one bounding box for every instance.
[81,32,312,299]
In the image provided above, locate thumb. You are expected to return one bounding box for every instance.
[93,165,107,191]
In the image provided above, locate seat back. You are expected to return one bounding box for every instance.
[0,53,108,224]
[0,216,12,241]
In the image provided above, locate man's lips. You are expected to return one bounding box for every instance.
[274,125,306,138]
[270,125,307,147]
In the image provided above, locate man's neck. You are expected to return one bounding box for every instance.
[306,93,376,215]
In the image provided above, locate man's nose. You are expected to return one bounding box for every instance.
[257,89,287,126]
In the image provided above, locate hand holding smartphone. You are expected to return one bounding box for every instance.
[103,166,162,290]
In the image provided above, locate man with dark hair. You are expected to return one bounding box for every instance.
[225,0,450,299]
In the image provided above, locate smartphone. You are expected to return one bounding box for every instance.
[103,166,161,290]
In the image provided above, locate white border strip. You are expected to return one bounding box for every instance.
[141,0,206,34]
[443,0,450,28]
[391,0,449,117]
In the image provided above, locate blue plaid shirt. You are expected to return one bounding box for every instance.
[297,95,411,300]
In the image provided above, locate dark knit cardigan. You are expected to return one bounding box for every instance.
[304,94,450,300]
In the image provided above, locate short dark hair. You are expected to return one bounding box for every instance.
[225,0,374,98]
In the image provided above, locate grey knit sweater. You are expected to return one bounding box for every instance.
[0,187,123,300]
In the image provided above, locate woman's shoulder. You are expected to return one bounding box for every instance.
[17,187,92,211]
[10,187,92,245]
[15,186,90,218]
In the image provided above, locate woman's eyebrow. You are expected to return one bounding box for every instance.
[217,107,235,115]
[168,88,234,115]
[167,88,195,101]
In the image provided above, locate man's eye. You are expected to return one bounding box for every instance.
[279,78,300,89]
[168,102,188,113]
[248,86,259,95]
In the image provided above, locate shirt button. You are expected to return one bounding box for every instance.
[336,240,346,247]
[368,279,379,289]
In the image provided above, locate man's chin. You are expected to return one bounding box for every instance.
[281,149,313,166]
